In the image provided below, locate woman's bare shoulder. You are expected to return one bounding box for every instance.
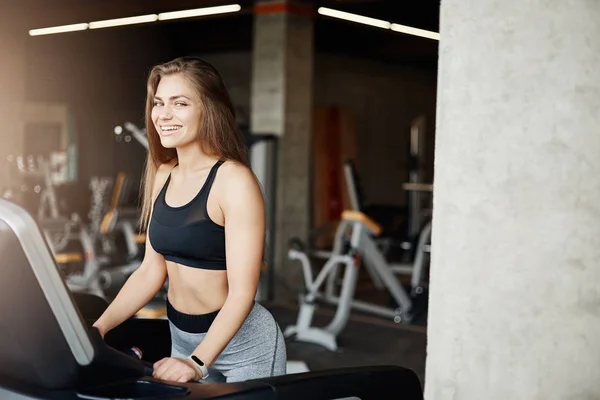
[218,160,257,183]
[157,159,177,176]
[217,160,262,199]
[152,160,177,194]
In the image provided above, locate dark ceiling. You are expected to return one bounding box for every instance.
[9,0,440,67]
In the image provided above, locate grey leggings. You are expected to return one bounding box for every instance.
[169,301,287,383]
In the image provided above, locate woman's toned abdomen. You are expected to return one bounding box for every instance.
[166,262,229,314]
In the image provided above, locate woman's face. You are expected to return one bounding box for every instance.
[151,74,202,149]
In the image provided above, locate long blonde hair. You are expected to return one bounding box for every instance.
[139,56,250,230]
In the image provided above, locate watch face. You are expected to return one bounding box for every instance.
[192,355,204,366]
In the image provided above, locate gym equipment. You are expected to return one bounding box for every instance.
[114,122,149,150]
[51,213,105,299]
[285,122,433,351]
[3,154,73,252]
[343,159,432,293]
[343,115,432,260]
[284,208,431,351]
[49,172,144,300]
[88,175,113,245]
[406,115,429,242]
[244,130,279,303]
[96,172,147,291]
[0,154,108,298]
[343,159,409,257]
[2,153,68,221]
[0,198,424,399]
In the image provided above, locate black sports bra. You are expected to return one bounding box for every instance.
[148,160,226,270]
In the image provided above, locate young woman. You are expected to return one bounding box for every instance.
[93,56,287,383]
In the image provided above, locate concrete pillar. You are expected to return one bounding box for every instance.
[250,0,314,300]
[0,14,26,188]
[425,1,600,399]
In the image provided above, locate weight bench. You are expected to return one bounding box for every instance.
[0,199,424,399]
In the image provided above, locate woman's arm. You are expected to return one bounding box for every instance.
[190,162,265,367]
[93,163,173,337]
[92,238,168,337]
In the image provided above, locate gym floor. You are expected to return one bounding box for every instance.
[265,271,429,388]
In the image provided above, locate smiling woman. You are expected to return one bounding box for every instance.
[92,56,287,384]
[151,77,203,151]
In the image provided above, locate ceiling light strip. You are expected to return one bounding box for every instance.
[391,24,440,41]
[317,7,439,41]
[28,4,241,36]
[89,14,158,29]
[317,7,390,29]
[29,23,89,36]
[158,4,241,21]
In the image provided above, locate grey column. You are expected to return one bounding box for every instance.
[251,0,314,300]
[425,1,600,399]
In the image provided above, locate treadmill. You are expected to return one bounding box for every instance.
[0,199,424,400]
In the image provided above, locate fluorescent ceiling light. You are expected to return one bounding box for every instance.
[391,24,440,41]
[29,4,241,36]
[318,7,390,29]
[29,23,89,36]
[89,14,158,29]
[158,4,241,21]
[318,6,439,41]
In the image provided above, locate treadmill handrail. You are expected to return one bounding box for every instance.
[0,200,94,366]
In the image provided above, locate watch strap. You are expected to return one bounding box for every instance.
[188,355,209,380]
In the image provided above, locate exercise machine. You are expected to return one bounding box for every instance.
[284,207,431,351]
[244,130,279,302]
[406,115,431,244]
[96,172,147,290]
[343,159,432,294]
[3,153,67,222]
[0,198,424,399]
[284,133,432,352]
[343,159,408,256]
[1,154,108,298]
[343,114,432,258]
[88,175,114,253]
[52,172,142,300]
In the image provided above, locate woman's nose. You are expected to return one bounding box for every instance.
[159,107,173,120]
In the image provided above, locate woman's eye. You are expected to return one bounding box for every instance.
[175,102,187,107]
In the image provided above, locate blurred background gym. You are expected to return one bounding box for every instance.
[3,0,598,399]
[1,0,436,380]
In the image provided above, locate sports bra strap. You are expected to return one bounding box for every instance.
[204,159,225,189]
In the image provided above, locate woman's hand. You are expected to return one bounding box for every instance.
[152,357,201,382]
